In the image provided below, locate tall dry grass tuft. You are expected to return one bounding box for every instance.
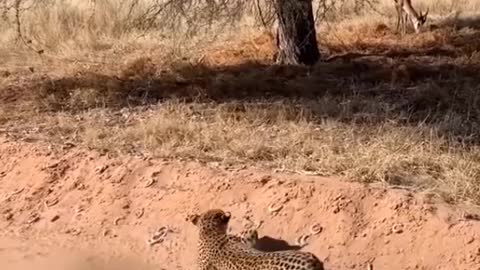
[0,0,254,59]
[1,0,478,57]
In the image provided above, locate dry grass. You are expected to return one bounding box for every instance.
[1,0,480,204]
[8,99,480,204]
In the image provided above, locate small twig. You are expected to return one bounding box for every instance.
[11,187,24,195]
[12,0,44,55]
[87,0,96,25]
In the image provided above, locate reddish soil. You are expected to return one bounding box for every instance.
[0,136,479,270]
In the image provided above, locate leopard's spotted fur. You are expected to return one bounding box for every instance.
[187,209,325,270]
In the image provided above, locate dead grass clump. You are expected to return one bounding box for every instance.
[199,31,276,66]
[27,101,479,204]
[119,57,157,80]
[29,57,159,111]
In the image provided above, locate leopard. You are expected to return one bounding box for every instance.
[227,227,259,248]
[186,209,325,270]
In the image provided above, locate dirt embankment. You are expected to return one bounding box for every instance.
[0,137,479,270]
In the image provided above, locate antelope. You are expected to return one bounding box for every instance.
[394,0,429,34]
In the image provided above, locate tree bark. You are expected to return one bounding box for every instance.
[273,0,320,66]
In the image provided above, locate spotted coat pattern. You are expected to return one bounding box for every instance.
[187,209,325,270]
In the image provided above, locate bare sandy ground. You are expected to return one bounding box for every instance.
[0,136,479,270]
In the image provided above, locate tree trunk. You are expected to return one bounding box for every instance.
[273,0,320,66]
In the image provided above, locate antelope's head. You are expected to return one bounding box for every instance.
[414,8,429,33]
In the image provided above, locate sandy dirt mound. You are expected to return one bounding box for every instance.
[0,136,479,270]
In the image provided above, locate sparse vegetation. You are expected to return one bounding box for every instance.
[1,0,480,204]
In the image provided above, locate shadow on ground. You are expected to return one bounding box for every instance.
[1,26,480,143]
[432,12,480,31]
[254,235,303,252]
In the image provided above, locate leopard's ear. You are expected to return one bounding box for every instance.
[223,211,231,223]
[186,213,200,225]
